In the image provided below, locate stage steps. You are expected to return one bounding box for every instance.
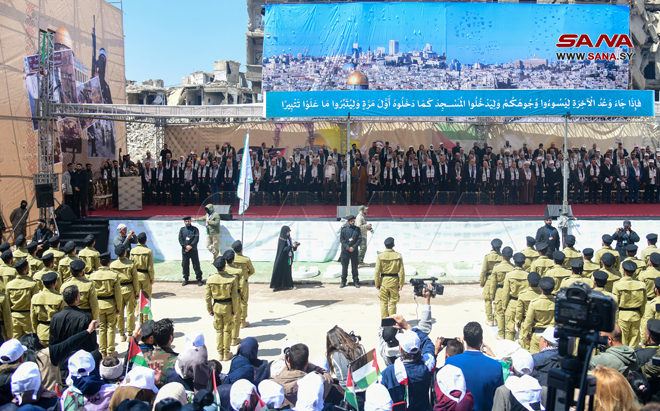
[56,217,110,253]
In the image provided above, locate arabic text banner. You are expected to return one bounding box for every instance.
[266,89,654,118]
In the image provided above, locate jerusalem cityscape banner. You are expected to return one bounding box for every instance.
[261,2,651,118]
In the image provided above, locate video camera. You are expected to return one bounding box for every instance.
[555,282,616,335]
[410,277,444,298]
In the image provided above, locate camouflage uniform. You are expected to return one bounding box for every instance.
[144,347,178,387]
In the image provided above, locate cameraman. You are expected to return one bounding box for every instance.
[356,206,372,266]
[613,220,640,259]
[113,224,137,257]
[378,290,433,367]
[589,324,639,377]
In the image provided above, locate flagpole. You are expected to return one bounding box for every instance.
[241,220,244,245]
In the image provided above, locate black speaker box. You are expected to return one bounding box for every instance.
[214,205,233,221]
[35,184,54,208]
[55,204,77,221]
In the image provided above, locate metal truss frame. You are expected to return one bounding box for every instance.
[35,29,59,191]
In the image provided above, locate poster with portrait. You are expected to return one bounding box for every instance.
[86,118,116,159]
[56,117,83,154]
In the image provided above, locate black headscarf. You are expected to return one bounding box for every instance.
[276,225,292,255]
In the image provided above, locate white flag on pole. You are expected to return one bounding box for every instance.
[237,131,253,215]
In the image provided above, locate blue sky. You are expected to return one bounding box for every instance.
[264,3,629,64]
[124,0,248,87]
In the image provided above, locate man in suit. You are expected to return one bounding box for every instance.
[182,160,197,207]
[295,157,309,204]
[323,157,339,205]
[222,157,237,205]
[197,159,210,206]
[394,160,408,203]
[615,157,629,204]
[532,157,545,204]
[154,161,166,205]
[141,161,155,206]
[436,155,451,204]
[587,158,601,204]
[545,160,561,204]
[309,156,324,204]
[422,159,437,205]
[366,156,381,204]
[209,159,221,204]
[602,157,615,204]
[465,159,479,205]
[169,159,181,206]
[265,158,281,206]
[408,158,422,205]
[493,160,506,205]
[451,160,464,204]
[645,159,658,204]
[507,162,520,205]
[572,161,587,204]
[629,158,643,204]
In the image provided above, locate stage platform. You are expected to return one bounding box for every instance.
[91,203,660,221]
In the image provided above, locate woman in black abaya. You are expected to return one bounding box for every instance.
[270,225,299,290]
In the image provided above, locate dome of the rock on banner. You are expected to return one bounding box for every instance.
[54,26,73,50]
[346,71,369,90]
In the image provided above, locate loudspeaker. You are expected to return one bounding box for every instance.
[213,205,233,221]
[35,184,54,208]
[336,206,361,221]
[55,204,76,221]
[545,205,573,219]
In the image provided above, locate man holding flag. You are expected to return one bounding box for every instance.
[237,131,254,216]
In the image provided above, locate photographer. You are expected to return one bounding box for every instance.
[379,315,435,411]
[378,290,433,367]
[325,326,365,389]
[113,224,137,257]
[355,206,372,266]
[589,324,639,378]
[613,220,640,259]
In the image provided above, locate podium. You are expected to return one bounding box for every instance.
[118,176,142,211]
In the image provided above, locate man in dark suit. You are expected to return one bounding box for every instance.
[141,161,156,206]
[295,157,309,205]
[308,157,324,204]
[265,158,282,206]
[465,159,479,205]
[222,157,238,205]
[196,159,210,206]
[531,158,545,204]
[394,160,408,203]
[450,161,464,204]
[408,158,422,205]
[422,159,437,205]
[170,159,181,206]
[572,161,587,204]
[586,158,601,204]
[601,157,615,204]
[178,216,203,286]
[182,160,197,207]
[615,157,629,204]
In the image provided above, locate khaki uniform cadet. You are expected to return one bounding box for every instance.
[600,253,622,292]
[642,233,658,265]
[593,270,617,301]
[129,233,155,325]
[47,236,66,270]
[613,260,646,348]
[374,237,406,319]
[502,253,529,341]
[206,256,239,361]
[78,235,100,275]
[516,273,542,351]
[639,253,660,301]
[6,259,39,339]
[25,242,43,278]
[530,243,555,278]
[0,287,13,342]
[480,239,503,326]
[582,248,600,278]
[67,259,99,320]
[12,235,28,267]
[223,249,244,346]
[560,259,595,289]
[562,235,583,269]
[110,244,139,342]
[57,241,80,285]
[623,244,646,279]
[30,272,64,347]
[0,251,18,291]
[641,277,660,345]
[521,276,556,354]
[231,240,255,328]
[544,251,572,294]
[595,235,621,271]
[490,247,514,339]
[0,243,10,263]
[33,253,61,292]
[522,237,538,272]
[90,252,122,357]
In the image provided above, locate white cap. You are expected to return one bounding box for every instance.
[496,340,522,359]
[582,144,587,148]
[549,160,555,165]
[311,356,330,373]
[537,157,543,161]
[409,145,414,148]
[436,364,467,403]
[505,149,510,153]
[259,380,285,409]
[596,148,601,152]
[608,147,613,151]
[635,144,639,148]
[364,383,393,411]
[395,329,421,354]
[541,326,557,345]
[230,379,256,411]
[190,151,195,155]
[185,331,205,348]
[0,339,27,364]
[124,366,159,393]
[511,349,535,375]
[68,349,95,378]
[294,372,324,411]
[11,362,41,405]
[430,144,435,147]
[646,153,650,157]
[524,161,530,165]
[116,223,127,232]
[506,375,545,411]
[651,159,656,164]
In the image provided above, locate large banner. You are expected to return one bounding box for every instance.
[262,2,641,118]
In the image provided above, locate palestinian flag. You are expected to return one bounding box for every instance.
[127,337,148,367]
[248,390,269,411]
[349,349,381,390]
[345,368,359,410]
[139,290,153,320]
[212,371,221,410]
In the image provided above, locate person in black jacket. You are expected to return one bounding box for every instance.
[613,220,640,259]
[197,159,210,206]
[170,159,181,206]
[142,161,156,206]
[31,219,52,244]
[49,284,99,380]
[531,327,560,386]
[179,216,203,286]
[339,215,362,289]
[71,163,87,218]
[536,213,561,254]
[182,160,198,207]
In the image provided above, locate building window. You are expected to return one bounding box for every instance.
[644,62,656,80]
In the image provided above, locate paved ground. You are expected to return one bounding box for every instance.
[113,282,497,368]
[152,259,481,284]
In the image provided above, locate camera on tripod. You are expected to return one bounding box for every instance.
[410,277,444,298]
[555,282,616,335]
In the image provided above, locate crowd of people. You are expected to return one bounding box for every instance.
[75,140,660,209]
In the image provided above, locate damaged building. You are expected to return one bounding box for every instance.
[126,79,167,105]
